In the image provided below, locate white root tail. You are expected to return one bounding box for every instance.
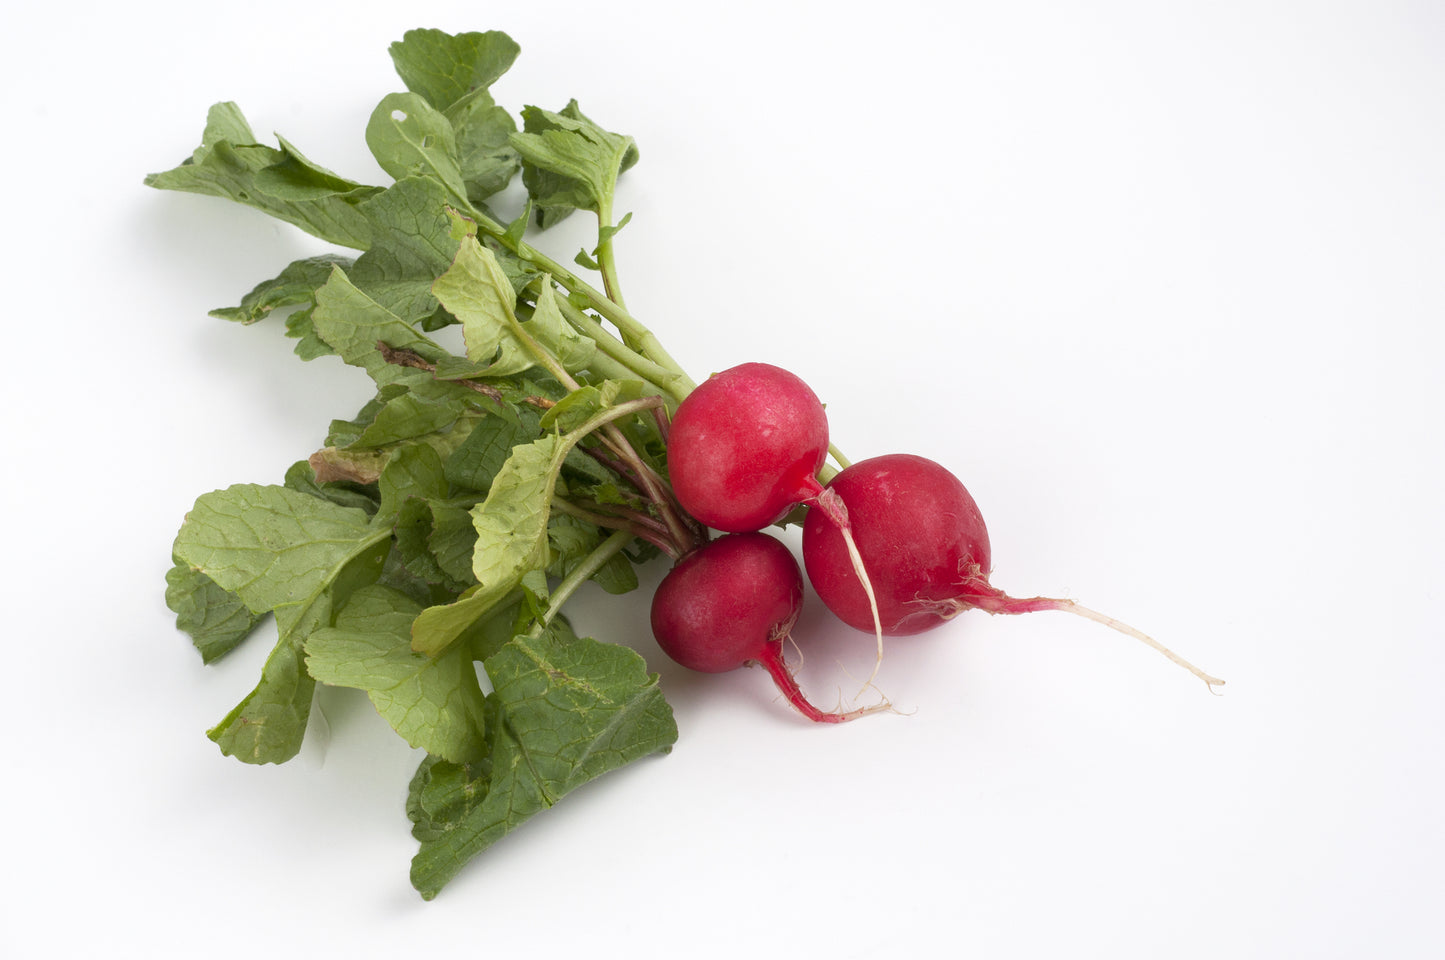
[1063,601,1226,692]
[814,486,886,697]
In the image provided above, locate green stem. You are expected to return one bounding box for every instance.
[596,197,627,311]
[527,529,635,637]
[471,210,696,398]
[554,294,687,403]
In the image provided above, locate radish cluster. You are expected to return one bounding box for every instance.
[651,363,1223,724]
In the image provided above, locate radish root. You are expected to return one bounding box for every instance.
[813,485,886,695]
[943,580,1225,692]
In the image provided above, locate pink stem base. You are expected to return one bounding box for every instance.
[754,641,890,724]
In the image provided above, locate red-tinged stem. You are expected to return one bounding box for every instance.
[754,640,891,724]
[652,404,671,445]
[949,579,1226,692]
[550,497,680,559]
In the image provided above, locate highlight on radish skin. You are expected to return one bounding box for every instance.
[664,362,887,679]
[800,454,1224,691]
[649,532,889,723]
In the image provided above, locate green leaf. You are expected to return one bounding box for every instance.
[395,498,468,592]
[366,92,469,206]
[591,550,640,595]
[389,29,521,112]
[283,459,379,515]
[444,406,541,494]
[172,484,391,763]
[310,266,448,385]
[546,513,600,578]
[408,621,677,899]
[389,28,526,204]
[257,135,374,201]
[283,306,335,360]
[165,561,263,664]
[538,386,603,434]
[431,236,536,373]
[209,254,353,325]
[306,586,488,763]
[448,91,522,204]
[349,177,463,324]
[510,100,638,228]
[378,442,449,520]
[428,501,482,585]
[145,102,379,249]
[347,384,469,450]
[410,433,570,656]
[529,281,597,373]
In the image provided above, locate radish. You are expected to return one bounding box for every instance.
[665,362,888,681]
[649,532,886,723]
[801,454,1224,689]
[666,362,832,533]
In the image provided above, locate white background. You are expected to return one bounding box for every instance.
[4,1,1442,957]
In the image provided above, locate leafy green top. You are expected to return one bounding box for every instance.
[151,26,701,898]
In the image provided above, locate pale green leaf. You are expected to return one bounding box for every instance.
[529,280,596,373]
[173,484,391,763]
[306,586,488,763]
[410,434,569,656]
[366,92,468,205]
[430,236,534,373]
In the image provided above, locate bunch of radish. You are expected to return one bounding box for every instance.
[652,362,1223,722]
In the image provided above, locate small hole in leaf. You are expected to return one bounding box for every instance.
[422,135,433,148]
[391,110,408,123]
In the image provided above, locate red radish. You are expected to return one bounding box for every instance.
[650,532,886,723]
[665,362,888,677]
[667,362,831,532]
[801,454,1224,689]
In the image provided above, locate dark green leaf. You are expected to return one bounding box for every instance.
[145,102,379,249]
[350,177,463,324]
[389,29,521,112]
[511,100,638,228]
[165,560,263,664]
[448,90,522,204]
[378,442,449,520]
[409,622,676,898]
[209,255,353,325]
[590,551,640,595]
[444,406,541,494]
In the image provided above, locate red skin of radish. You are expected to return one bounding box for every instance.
[666,363,830,533]
[802,454,1225,689]
[802,454,999,635]
[650,532,877,723]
